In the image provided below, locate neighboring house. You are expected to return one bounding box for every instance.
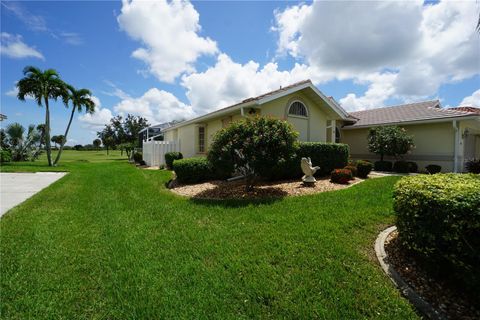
[342,102,480,172]
[157,80,479,172]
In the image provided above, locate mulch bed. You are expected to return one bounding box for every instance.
[385,231,480,320]
[170,177,364,200]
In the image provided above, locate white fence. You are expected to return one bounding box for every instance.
[142,140,180,167]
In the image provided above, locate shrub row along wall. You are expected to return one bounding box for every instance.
[173,157,224,184]
[173,142,349,183]
[394,174,480,293]
[267,142,349,180]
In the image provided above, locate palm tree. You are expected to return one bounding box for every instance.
[16,66,67,166]
[53,84,95,165]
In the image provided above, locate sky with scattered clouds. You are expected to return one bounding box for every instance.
[1,0,479,145]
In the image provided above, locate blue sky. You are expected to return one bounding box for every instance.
[1,0,479,145]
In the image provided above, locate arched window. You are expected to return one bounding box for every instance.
[288,101,308,117]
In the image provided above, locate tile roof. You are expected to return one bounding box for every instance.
[345,100,479,128]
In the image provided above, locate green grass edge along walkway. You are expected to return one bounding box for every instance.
[0,151,419,319]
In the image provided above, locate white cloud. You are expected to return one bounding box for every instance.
[60,32,83,46]
[339,73,397,111]
[273,0,480,109]
[78,96,113,130]
[117,0,217,83]
[181,53,317,113]
[0,33,44,60]
[113,88,196,124]
[1,2,48,32]
[5,86,18,97]
[460,89,480,107]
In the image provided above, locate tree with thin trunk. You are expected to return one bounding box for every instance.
[16,66,67,166]
[54,84,95,165]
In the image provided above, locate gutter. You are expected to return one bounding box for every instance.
[342,115,480,130]
[163,100,256,132]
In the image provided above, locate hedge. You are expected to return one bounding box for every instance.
[374,160,392,171]
[394,174,480,291]
[173,157,218,184]
[425,164,441,174]
[165,152,183,169]
[265,142,349,180]
[393,160,410,173]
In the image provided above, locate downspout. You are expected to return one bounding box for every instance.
[453,120,459,173]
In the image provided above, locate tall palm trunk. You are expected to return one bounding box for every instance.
[54,106,75,165]
[44,97,53,166]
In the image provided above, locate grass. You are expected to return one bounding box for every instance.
[0,150,127,172]
[0,151,418,319]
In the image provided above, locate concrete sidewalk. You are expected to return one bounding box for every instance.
[0,172,67,217]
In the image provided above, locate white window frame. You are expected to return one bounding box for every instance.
[287,100,309,118]
[197,125,206,153]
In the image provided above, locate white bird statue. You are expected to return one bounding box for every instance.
[301,157,320,185]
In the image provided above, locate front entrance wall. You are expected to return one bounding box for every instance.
[341,122,456,172]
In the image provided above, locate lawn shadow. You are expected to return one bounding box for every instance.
[185,180,288,208]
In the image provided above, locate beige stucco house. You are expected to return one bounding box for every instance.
[160,80,480,172]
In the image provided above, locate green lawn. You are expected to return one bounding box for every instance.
[0,152,418,319]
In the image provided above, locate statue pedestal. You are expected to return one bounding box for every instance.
[302,176,316,187]
[303,181,316,187]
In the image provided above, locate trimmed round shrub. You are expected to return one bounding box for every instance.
[407,161,418,173]
[465,159,480,174]
[374,160,393,171]
[393,160,410,173]
[394,174,480,292]
[0,150,12,163]
[330,168,353,184]
[173,157,217,184]
[165,152,183,169]
[356,160,373,178]
[208,117,298,191]
[425,164,441,174]
[133,152,142,163]
[344,165,357,177]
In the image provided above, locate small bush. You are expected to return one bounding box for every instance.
[139,160,146,166]
[394,174,480,292]
[374,160,393,171]
[393,161,410,173]
[165,152,183,169]
[0,150,12,163]
[465,159,480,174]
[425,164,441,174]
[407,161,418,173]
[356,160,373,178]
[330,168,353,184]
[133,152,142,163]
[344,165,357,177]
[173,157,217,184]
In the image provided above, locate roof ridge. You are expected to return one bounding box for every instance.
[241,79,312,103]
[349,100,440,114]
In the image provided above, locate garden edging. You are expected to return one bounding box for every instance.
[374,226,447,320]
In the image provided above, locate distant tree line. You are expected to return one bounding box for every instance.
[97,114,149,156]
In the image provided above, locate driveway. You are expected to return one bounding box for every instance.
[0,172,67,217]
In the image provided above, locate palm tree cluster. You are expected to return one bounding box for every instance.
[16,66,96,166]
[1,123,43,161]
